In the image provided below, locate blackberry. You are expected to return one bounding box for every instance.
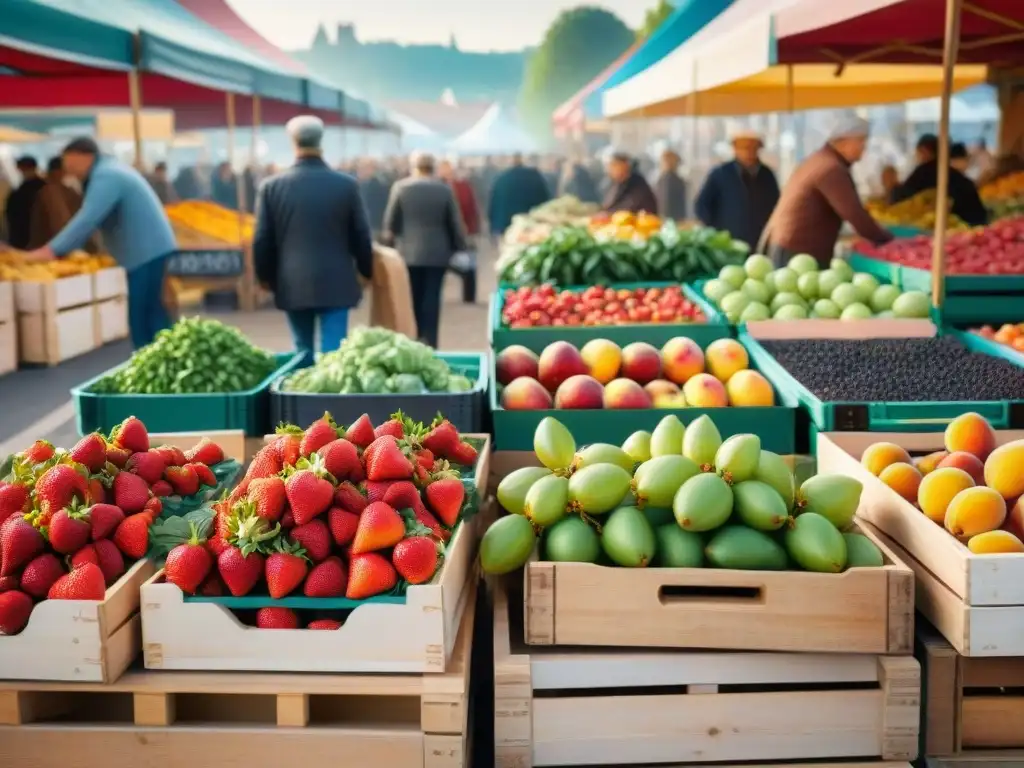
[759,337,1024,402]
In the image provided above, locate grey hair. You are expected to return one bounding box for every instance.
[409,150,435,174]
[286,115,324,150]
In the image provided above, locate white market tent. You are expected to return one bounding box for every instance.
[449,103,536,155]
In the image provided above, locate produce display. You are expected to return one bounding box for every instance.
[981,171,1024,220]
[587,210,664,240]
[973,323,1024,353]
[702,253,931,322]
[502,196,599,246]
[479,415,881,574]
[165,200,254,246]
[862,413,1024,554]
[496,337,774,410]
[757,336,1024,402]
[497,222,748,288]
[91,318,278,395]
[857,216,1024,275]
[865,189,967,231]
[500,284,706,329]
[0,250,116,281]
[281,327,473,395]
[157,411,480,629]
[0,418,231,635]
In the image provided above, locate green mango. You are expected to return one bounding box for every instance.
[650,415,685,457]
[573,443,636,473]
[622,430,652,463]
[544,517,601,563]
[480,515,536,575]
[785,512,847,573]
[654,525,704,568]
[705,526,788,570]
[681,414,722,467]
[733,480,790,531]
[843,532,884,568]
[673,473,734,532]
[523,474,569,527]
[496,466,553,515]
[632,454,700,508]
[568,463,632,515]
[534,417,576,471]
[798,474,863,529]
[755,451,796,511]
[600,506,657,567]
[714,434,761,483]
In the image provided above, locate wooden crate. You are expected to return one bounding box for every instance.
[18,304,99,365]
[0,578,475,768]
[0,321,15,376]
[0,560,156,683]
[13,274,93,313]
[817,431,1024,657]
[94,296,128,344]
[495,577,919,767]
[0,280,13,324]
[92,266,127,301]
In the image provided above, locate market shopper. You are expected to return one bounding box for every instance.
[694,130,779,249]
[28,157,93,252]
[603,151,658,215]
[4,156,45,250]
[357,159,390,238]
[487,152,550,239]
[22,137,175,348]
[654,149,688,222]
[761,117,892,267]
[440,158,481,304]
[892,134,988,227]
[382,151,468,348]
[253,116,374,367]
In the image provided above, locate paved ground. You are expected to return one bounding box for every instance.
[0,250,496,455]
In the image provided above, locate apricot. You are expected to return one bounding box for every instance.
[725,369,774,407]
[1004,496,1024,540]
[862,442,913,477]
[937,451,985,485]
[704,339,749,383]
[878,462,922,503]
[580,339,622,385]
[945,486,1007,539]
[968,529,1024,555]
[983,440,1024,500]
[914,450,949,476]
[944,412,997,461]
[917,467,975,524]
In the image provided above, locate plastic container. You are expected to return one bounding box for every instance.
[489,282,729,353]
[73,352,304,437]
[270,352,486,432]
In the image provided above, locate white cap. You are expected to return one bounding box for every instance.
[730,128,762,143]
[829,116,871,141]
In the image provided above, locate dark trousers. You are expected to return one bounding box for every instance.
[285,308,350,368]
[127,255,172,348]
[407,266,446,348]
[458,267,476,304]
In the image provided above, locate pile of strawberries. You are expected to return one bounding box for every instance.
[162,411,478,631]
[0,417,227,636]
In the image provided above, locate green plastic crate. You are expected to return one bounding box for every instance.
[73,352,305,437]
[742,332,1024,433]
[489,339,800,453]
[489,282,729,353]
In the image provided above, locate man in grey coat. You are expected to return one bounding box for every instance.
[253,116,374,366]
[382,152,467,348]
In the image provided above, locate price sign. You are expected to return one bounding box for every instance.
[166,249,244,277]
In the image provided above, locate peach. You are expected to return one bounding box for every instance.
[984,440,1024,500]
[879,462,923,504]
[917,467,975,524]
[661,337,705,384]
[725,369,774,407]
[937,451,985,485]
[914,450,949,476]
[861,442,913,477]
[501,377,553,411]
[944,412,997,460]
[580,338,622,385]
[1004,496,1024,540]
[967,529,1024,555]
[944,486,1007,539]
[538,341,588,393]
[644,379,680,401]
[682,373,729,408]
[704,338,749,383]
[554,374,605,410]
[620,342,662,384]
[603,378,653,409]
[495,345,539,386]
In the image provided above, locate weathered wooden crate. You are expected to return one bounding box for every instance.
[13,274,92,313]
[94,296,128,344]
[818,431,1024,656]
[18,303,99,365]
[495,576,919,768]
[92,266,127,301]
[0,579,475,768]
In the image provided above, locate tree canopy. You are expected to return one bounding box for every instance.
[638,0,675,40]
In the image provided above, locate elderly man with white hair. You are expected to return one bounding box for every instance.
[253,115,373,366]
[761,116,892,266]
[382,150,467,347]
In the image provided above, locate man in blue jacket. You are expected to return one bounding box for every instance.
[24,137,176,348]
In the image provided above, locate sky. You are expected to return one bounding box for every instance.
[226,0,653,52]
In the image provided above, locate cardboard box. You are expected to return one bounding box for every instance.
[369,245,417,338]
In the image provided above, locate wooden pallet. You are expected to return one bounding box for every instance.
[0,578,476,768]
[495,576,919,768]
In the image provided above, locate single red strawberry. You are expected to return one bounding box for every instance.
[0,590,33,634]
[0,516,45,577]
[319,439,361,481]
[415,449,434,471]
[112,514,150,560]
[217,547,264,597]
[363,480,397,504]
[164,523,212,594]
[20,553,66,598]
[71,544,100,570]
[111,416,149,454]
[300,414,341,457]
[334,481,368,514]
[425,478,465,527]
[271,434,302,468]
[0,575,19,592]
[383,480,428,514]
[150,480,173,498]
[165,465,200,497]
[350,502,405,554]
[0,483,30,526]
[449,441,478,466]
[289,519,332,562]
[48,562,106,600]
[105,443,132,468]
[87,476,108,505]
[126,450,166,485]
[265,538,309,598]
[256,606,299,629]
[35,463,89,521]
[21,439,55,464]
[328,507,360,547]
[346,414,375,448]
[198,573,226,596]
[48,499,92,554]
[184,437,224,466]
[188,463,217,488]
[374,419,405,440]
[248,476,287,522]
[393,536,441,584]
[214,508,277,596]
[93,539,125,585]
[284,455,335,525]
[113,471,150,514]
[141,495,163,523]
[307,618,343,630]
[364,436,413,482]
[303,555,347,597]
[422,420,459,457]
[87,503,125,541]
[70,434,107,473]
[346,552,398,599]
[153,444,187,468]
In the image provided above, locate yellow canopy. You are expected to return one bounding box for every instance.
[0,125,47,143]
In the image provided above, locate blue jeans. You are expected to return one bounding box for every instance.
[127,255,172,348]
[286,308,349,367]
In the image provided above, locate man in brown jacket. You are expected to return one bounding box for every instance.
[762,117,892,266]
[28,157,98,251]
